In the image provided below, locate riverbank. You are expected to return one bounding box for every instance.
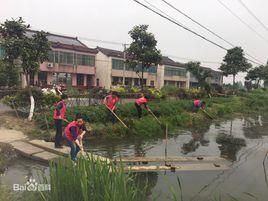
[1,89,268,140]
[33,89,268,140]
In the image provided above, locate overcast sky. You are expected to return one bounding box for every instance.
[1,0,268,83]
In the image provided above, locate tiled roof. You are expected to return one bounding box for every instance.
[161,56,185,68]
[98,47,186,67]
[97,47,124,58]
[26,30,97,54]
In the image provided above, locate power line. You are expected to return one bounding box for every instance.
[143,0,223,65]
[217,0,268,44]
[160,0,234,47]
[143,0,183,26]
[79,37,126,46]
[237,0,268,32]
[133,0,228,50]
[133,0,263,65]
[165,54,222,64]
[159,0,264,66]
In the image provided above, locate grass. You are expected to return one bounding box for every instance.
[40,154,146,201]
[8,89,268,139]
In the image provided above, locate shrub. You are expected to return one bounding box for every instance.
[161,85,179,96]
[1,87,60,109]
[147,88,163,99]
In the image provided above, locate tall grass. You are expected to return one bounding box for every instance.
[40,155,146,201]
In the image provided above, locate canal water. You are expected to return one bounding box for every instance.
[1,114,268,201]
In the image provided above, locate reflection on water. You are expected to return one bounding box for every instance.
[86,115,267,161]
[0,158,49,189]
[85,114,268,200]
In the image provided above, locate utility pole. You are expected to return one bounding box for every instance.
[122,44,127,86]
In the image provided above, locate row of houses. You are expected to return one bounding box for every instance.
[0,30,223,89]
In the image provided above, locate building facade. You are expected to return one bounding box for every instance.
[96,47,191,89]
[26,30,98,89]
[1,30,223,89]
[96,47,159,89]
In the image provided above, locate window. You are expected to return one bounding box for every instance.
[148,66,157,73]
[59,52,74,65]
[164,80,176,86]
[55,51,59,63]
[129,64,157,73]
[134,78,140,86]
[125,78,132,86]
[38,72,47,85]
[77,74,84,86]
[48,51,54,62]
[150,81,154,86]
[112,59,124,70]
[164,66,186,77]
[112,76,123,85]
[77,54,95,66]
[87,75,94,87]
[96,78,99,87]
[53,73,72,85]
[177,81,186,88]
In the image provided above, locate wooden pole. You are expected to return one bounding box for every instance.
[201,109,214,119]
[165,123,168,166]
[148,108,161,125]
[105,104,128,128]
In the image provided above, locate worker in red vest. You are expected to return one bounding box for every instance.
[64,115,85,161]
[53,94,68,148]
[135,94,149,118]
[193,99,206,112]
[104,91,119,123]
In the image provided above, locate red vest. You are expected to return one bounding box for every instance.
[53,100,66,119]
[105,95,119,111]
[194,99,201,107]
[64,121,78,142]
[135,97,148,106]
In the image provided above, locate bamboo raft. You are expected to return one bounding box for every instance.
[124,163,230,172]
[114,156,225,163]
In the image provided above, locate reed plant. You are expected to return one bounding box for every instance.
[40,155,146,201]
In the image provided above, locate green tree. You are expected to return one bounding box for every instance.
[126,25,162,91]
[245,65,266,88]
[0,60,19,87]
[0,17,50,120]
[185,61,212,93]
[220,47,251,93]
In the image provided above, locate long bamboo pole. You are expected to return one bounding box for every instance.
[148,108,161,124]
[165,123,168,166]
[105,104,128,128]
[201,109,214,119]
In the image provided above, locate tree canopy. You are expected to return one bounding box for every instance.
[0,17,50,120]
[0,17,50,80]
[126,25,162,90]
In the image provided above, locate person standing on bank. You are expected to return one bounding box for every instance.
[53,94,68,148]
[64,116,85,162]
[104,91,120,124]
[135,94,149,119]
